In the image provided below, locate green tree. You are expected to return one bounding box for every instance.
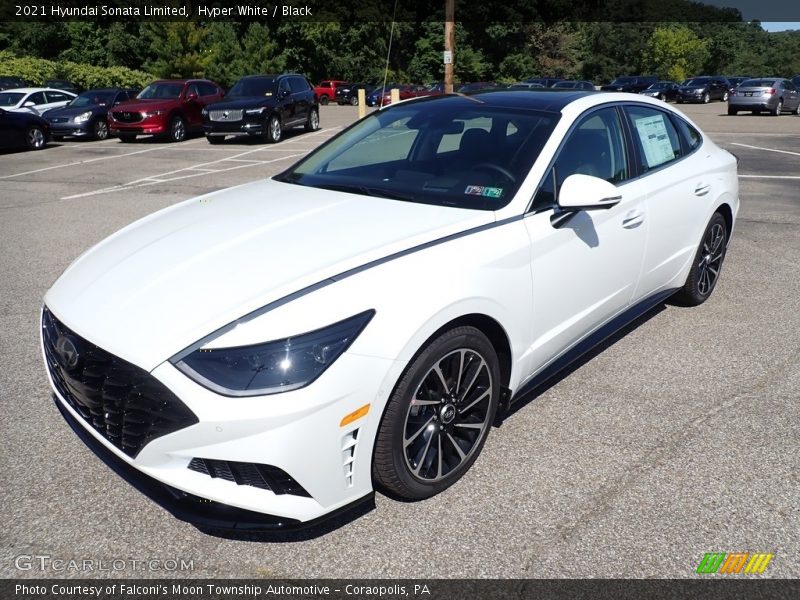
[642,25,709,82]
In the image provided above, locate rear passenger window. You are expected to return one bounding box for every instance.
[289,77,310,93]
[625,106,682,171]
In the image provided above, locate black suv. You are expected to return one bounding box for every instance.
[600,76,658,93]
[202,74,319,144]
[676,76,731,103]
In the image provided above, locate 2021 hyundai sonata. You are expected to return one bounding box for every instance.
[42,90,738,531]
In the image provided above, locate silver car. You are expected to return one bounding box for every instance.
[727,78,800,116]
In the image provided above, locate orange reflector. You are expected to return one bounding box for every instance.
[340,404,370,427]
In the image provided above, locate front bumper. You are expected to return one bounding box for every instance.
[108,117,167,136]
[49,123,93,137]
[203,119,264,136]
[43,307,397,527]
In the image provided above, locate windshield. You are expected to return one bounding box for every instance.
[228,77,277,98]
[137,83,183,100]
[682,78,710,86]
[648,82,669,89]
[69,91,116,107]
[611,77,635,84]
[276,98,558,210]
[0,92,24,106]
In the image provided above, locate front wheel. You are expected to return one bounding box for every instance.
[265,114,282,143]
[350,95,359,106]
[118,133,136,143]
[320,95,329,106]
[92,118,109,141]
[372,326,500,500]
[206,135,224,144]
[304,107,319,132]
[771,100,783,116]
[703,92,710,103]
[722,91,729,102]
[25,125,47,150]
[167,115,186,142]
[672,213,728,306]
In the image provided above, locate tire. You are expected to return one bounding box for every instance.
[727,107,737,116]
[320,95,329,106]
[672,213,728,307]
[372,326,501,500]
[206,135,224,144]
[722,91,729,102]
[703,92,710,104]
[167,115,186,142]
[752,110,760,115]
[118,133,136,143]
[350,95,358,106]
[265,114,281,143]
[92,118,109,141]
[25,125,47,150]
[794,102,800,116]
[304,107,320,132]
[771,100,783,116]
[677,99,683,104]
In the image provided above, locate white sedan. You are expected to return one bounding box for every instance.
[42,90,738,531]
[0,87,76,115]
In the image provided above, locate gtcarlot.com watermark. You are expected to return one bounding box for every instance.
[14,554,194,573]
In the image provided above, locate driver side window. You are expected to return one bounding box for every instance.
[531,107,628,211]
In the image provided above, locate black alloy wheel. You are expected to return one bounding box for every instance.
[672,212,728,306]
[373,326,500,500]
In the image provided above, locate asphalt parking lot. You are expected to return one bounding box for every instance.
[1,101,798,579]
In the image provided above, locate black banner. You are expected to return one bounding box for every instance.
[3,579,800,600]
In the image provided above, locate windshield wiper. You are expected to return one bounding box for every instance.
[314,183,417,202]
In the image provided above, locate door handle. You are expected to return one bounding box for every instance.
[694,183,711,196]
[622,209,644,229]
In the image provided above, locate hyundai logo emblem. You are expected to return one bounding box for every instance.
[54,335,80,370]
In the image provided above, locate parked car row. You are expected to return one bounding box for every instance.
[1,73,323,151]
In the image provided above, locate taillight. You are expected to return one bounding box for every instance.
[767,88,776,95]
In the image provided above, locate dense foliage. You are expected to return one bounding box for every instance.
[1,20,798,88]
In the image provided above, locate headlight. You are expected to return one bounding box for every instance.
[143,109,164,117]
[173,310,375,397]
[245,107,267,115]
[73,111,93,123]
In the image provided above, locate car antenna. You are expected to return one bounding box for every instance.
[379,0,399,109]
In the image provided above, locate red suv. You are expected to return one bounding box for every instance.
[108,79,224,142]
[313,80,347,105]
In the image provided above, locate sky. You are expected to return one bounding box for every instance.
[760,22,800,32]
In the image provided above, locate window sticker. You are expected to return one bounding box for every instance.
[465,185,504,198]
[633,114,674,168]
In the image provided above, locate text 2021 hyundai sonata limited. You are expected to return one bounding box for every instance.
[42,91,738,531]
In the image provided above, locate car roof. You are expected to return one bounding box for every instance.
[0,87,75,94]
[397,89,599,113]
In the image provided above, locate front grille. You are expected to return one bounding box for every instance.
[42,306,198,457]
[111,111,143,123]
[47,117,68,123]
[208,109,243,122]
[188,458,311,497]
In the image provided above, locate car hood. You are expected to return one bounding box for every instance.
[44,105,103,118]
[204,97,276,110]
[45,179,494,371]
[112,98,181,112]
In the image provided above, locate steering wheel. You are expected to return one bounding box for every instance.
[472,162,516,183]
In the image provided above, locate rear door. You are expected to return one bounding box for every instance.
[289,76,311,123]
[623,104,707,300]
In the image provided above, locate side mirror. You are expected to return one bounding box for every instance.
[279,89,290,99]
[24,101,36,107]
[558,174,621,211]
[186,91,198,102]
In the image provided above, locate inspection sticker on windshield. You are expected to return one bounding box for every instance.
[465,185,503,198]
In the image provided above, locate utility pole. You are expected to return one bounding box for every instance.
[444,0,455,93]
